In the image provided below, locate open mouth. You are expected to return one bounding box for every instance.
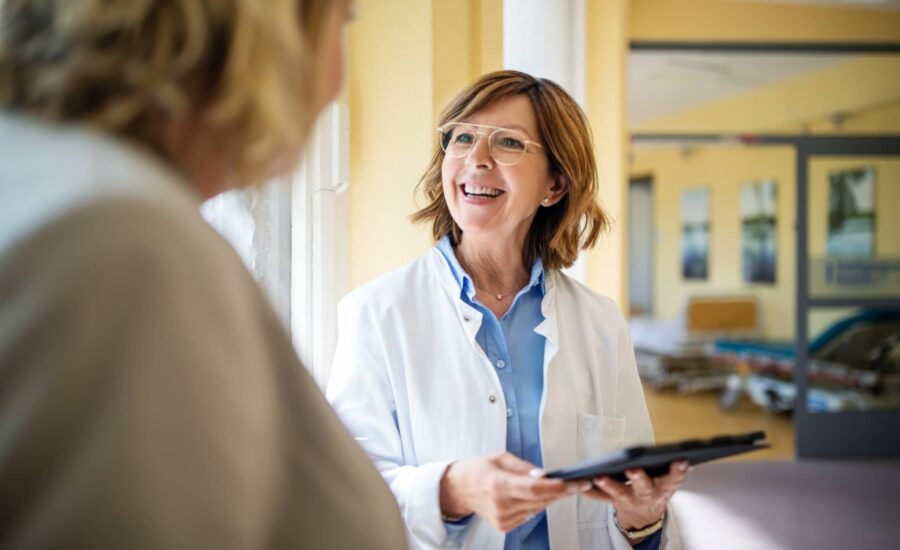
[461,183,504,199]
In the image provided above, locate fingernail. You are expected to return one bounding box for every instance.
[529,468,545,478]
[580,482,593,492]
[680,463,689,472]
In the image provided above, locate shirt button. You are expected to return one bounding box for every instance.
[496,359,506,369]
[488,394,497,403]
[506,408,513,418]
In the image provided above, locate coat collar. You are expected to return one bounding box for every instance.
[427,246,559,351]
[434,235,545,302]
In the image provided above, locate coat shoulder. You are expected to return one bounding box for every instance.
[552,271,629,332]
[338,251,438,316]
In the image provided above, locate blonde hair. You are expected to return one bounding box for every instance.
[412,70,610,271]
[0,0,335,184]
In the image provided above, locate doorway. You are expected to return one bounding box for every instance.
[629,177,655,316]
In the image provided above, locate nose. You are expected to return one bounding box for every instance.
[465,133,495,170]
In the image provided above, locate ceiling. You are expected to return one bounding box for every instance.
[628,51,856,125]
[734,0,900,10]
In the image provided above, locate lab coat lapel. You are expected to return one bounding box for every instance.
[428,249,504,397]
[534,272,559,364]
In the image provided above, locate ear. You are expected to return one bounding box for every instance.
[542,175,569,207]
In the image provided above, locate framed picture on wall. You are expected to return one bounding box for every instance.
[681,188,710,280]
[827,167,875,258]
[741,180,777,284]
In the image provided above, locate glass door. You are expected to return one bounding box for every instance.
[795,138,900,457]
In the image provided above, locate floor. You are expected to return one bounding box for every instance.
[642,385,795,461]
[671,460,900,549]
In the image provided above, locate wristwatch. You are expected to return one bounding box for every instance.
[613,511,665,540]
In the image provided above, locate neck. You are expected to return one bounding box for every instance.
[162,116,234,200]
[455,233,529,295]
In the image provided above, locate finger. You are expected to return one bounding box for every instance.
[625,469,655,498]
[593,476,629,500]
[494,452,538,475]
[654,462,690,492]
[495,498,547,530]
[499,508,540,533]
[564,480,595,495]
[504,475,571,500]
[496,496,545,516]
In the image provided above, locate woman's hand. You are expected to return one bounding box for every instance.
[440,452,592,533]
[585,461,689,532]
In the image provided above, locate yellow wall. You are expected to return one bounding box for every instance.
[348,0,502,289]
[585,0,630,307]
[807,101,900,135]
[349,0,899,304]
[631,0,900,43]
[631,145,797,340]
[633,150,900,340]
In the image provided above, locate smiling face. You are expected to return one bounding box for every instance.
[441,94,565,247]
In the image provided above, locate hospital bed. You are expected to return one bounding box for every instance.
[630,296,759,392]
[713,309,900,413]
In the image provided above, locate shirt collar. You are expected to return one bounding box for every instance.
[435,234,545,299]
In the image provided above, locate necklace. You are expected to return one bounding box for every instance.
[474,285,519,301]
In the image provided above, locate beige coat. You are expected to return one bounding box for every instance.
[0,113,407,550]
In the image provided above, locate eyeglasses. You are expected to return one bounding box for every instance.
[437,122,544,166]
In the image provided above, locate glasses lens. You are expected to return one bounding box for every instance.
[489,129,528,165]
[440,123,475,157]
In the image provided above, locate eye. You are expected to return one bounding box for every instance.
[454,132,475,145]
[496,135,525,150]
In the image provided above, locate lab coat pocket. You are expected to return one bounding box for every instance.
[576,412,626,526]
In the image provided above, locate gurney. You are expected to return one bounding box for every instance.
[713,309,900,412]
[630,296,759,392]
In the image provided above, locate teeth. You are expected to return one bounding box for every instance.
[464,184,502,197]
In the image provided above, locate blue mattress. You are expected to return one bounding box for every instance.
[713,309,900,361]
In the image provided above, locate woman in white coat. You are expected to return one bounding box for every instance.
[327,70,687,550]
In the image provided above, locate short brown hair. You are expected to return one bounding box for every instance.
[0,0,335,185]
[411,70,609,270]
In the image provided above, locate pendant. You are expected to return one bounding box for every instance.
[495,294,503,301]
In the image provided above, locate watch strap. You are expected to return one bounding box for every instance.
[613,511,665,540]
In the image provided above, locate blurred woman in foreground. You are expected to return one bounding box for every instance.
[0,1,406,548]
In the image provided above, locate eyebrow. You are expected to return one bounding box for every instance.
[461,121,536,139]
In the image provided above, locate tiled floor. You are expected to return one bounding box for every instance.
[642,385,795,461]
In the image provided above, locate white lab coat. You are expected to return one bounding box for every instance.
[327,248,681,549]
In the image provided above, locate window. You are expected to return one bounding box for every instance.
[201,101,349,389]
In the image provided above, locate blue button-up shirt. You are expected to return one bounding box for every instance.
[437,236,548,550]
[436,236,661,550]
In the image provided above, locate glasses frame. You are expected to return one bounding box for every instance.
[437,122,544,166]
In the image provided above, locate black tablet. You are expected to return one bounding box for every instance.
[545,431,768,482]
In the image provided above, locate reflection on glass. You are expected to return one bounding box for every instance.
[827,167,875,258]
[808,157,900,299]
[806,309,900,413]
